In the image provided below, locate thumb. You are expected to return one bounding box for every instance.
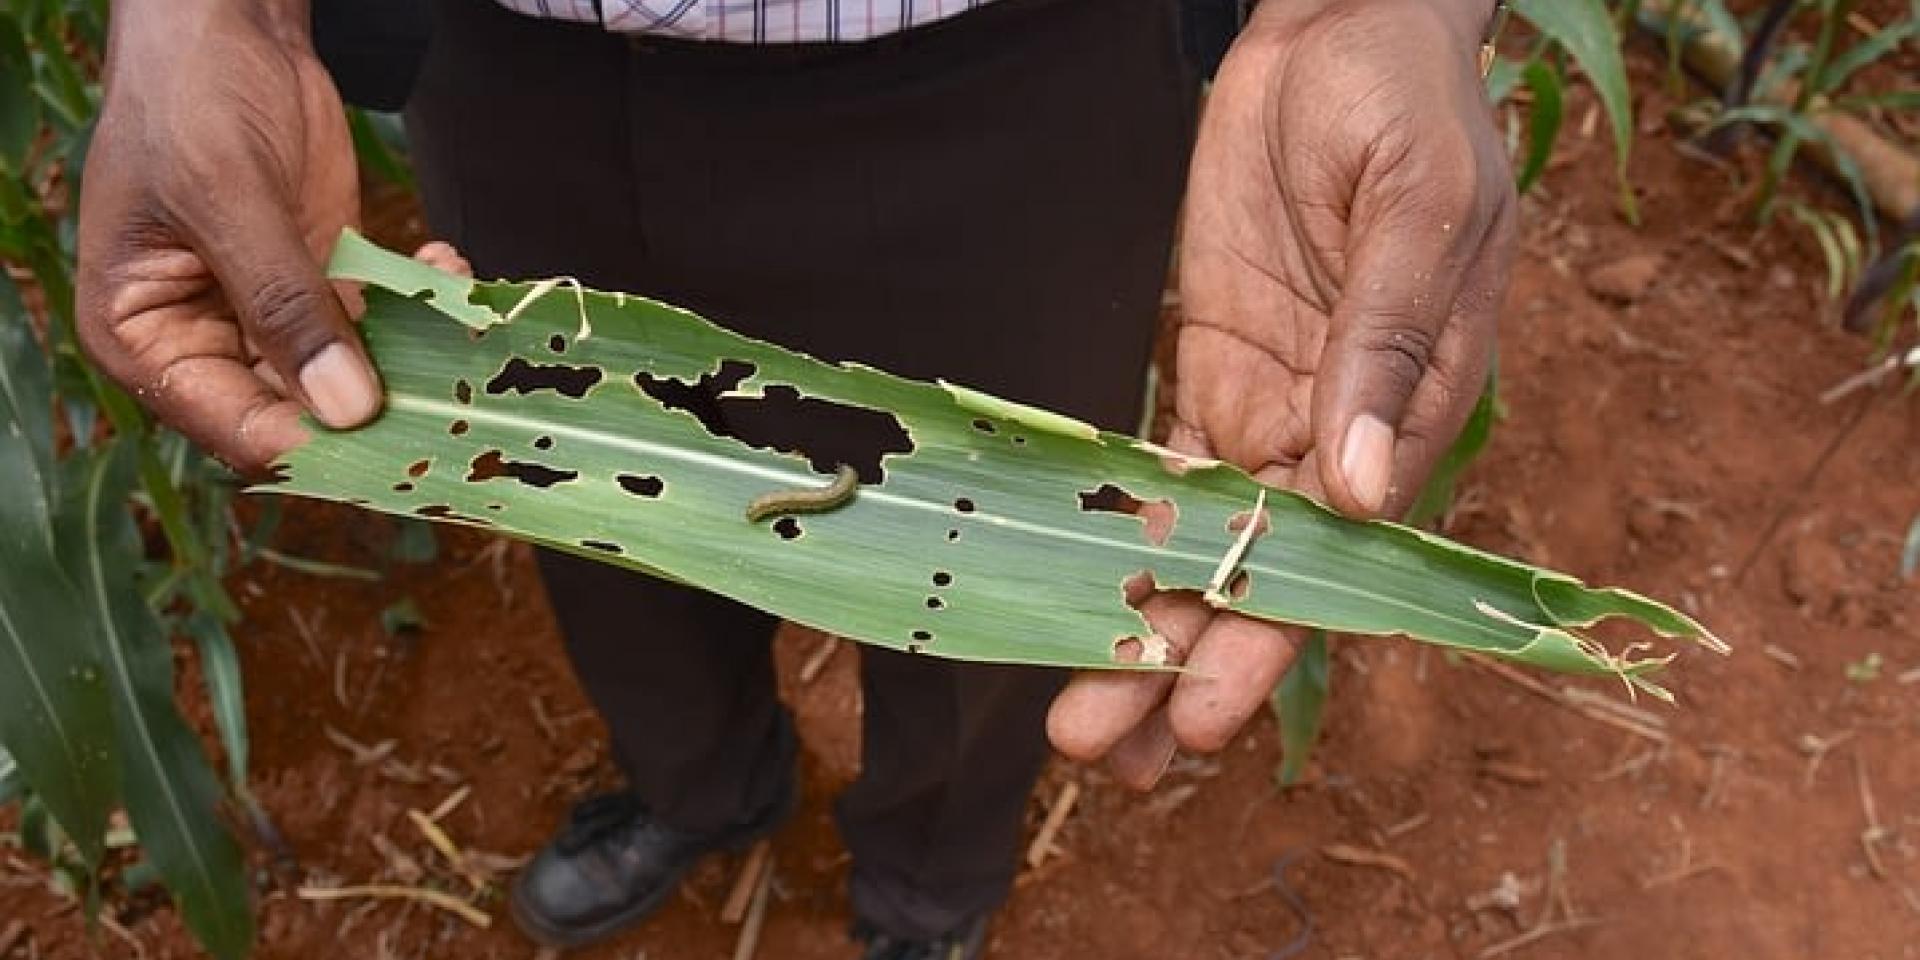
[196,196,380,429]
[1312,201,1474,518]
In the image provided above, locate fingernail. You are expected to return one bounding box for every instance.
[1339,414,1394,514]
[298,343,380,428]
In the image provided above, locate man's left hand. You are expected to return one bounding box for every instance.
[1049,0,1517,787]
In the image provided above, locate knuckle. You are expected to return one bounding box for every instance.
[1357,324,1436,396]
[245,276,328,347]
[1415,159,1483,227]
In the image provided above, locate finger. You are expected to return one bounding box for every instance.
[414,240,472,277]
[1312,152,1493,518]
[154,356,309,470]
[1166,416,1209,458]
[1169,613,1301,752]
[1105,708,1178,791]
[1374,203,1513,517]
[72,251,302,470]
[1047,592,1212,761]
[189,183,381,430]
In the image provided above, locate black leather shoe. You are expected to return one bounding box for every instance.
[510,782,794,947]
[853,915,991,960]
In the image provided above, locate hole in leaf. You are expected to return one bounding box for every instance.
[533,435,554,451]
[466,450,579,488]
[1012,436,1028,446]
[953,498,975,514]
[392,481,414,493]
[548,333,568,354]
[1078,484,1141,514]
[580,539,622,555]
[1111,637,1145,663]
[911,629,933,642]
[773,517,803,540]
[415,504,493,526]
[1227,569,1251,602]
[1120,572,1196,612]
[407,459,431,478]
[932,571,953,587]
[486,356,603,399]
[450,419,470,436]
[1226,506,1272,538]
[945,529,960,542]
[926,596,945,610]
[634,360,912,481]
[1122,571,1158,606]
[617,473,665,498]
[486,503,504,510]
[454,379,473,404]
[1077,483,1176,546]
[971,418,996,434]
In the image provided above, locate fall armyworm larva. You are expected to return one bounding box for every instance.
[745,464,861,523]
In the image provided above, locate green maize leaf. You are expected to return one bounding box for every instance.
[1277,368,1497,787]
[1485,55,1526,104]
[1694,0,1742,49]
[1833,89,1920,111]
[0,746,19,805]
[1817,8,1918,96]
[1756,45,1810,103]
[2,277,53,500]
[1405,368,1500,529]
[1786,203,1853,301]
[1272,630,1329,786]
[1710,103,1879,250]
[0,309,115,867]
[389,517,440,565]
[1515,0,1638,223]
[59,442,252,960]
[1515,58,1564,198]
[347,108,415,189]
[18,792,57,861]
[28,15,91,131]
[265,232,1725,695]
[0,13,37,173]
[184,611,249,795]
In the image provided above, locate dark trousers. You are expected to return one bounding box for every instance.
[404,0,1194,938]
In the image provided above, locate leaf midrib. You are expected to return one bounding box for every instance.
[382,394,1520,645]
[81,453,229,939]
[0,591,93,810]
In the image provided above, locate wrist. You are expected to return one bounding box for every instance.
[110,0,311,52]
[1248,0,1496,55]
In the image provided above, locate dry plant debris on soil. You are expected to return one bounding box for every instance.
[5,31,1920,960]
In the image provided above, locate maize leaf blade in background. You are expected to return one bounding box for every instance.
[264,233,1724,694]
[1514,0,1638,221]
[60,443,252,960]
[0,311,117,866]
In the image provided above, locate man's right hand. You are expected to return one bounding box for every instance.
[77,0,373,472]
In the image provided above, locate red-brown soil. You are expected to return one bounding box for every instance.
[5,46,1919,960]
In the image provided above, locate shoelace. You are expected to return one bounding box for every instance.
[554,792,651,856]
